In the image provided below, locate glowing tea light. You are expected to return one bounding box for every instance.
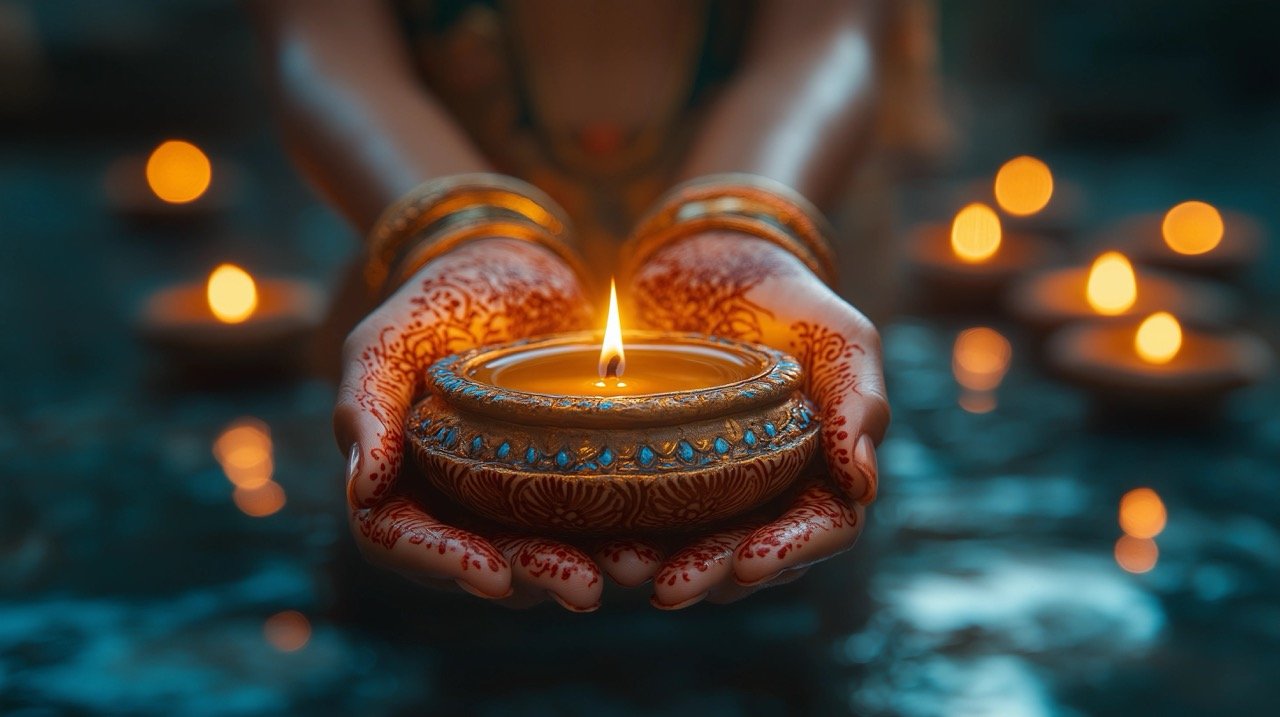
[952,327,1012,414]
[207,264,259,324]
[214,418,273,489]
[233,481,286,518]
[1162,200,1224,256]
[145,139,212,204]
[1119,487,1167,539]
[264,610,311,652]
[950,203,1002,263]
[994,155,1054,217]
[1114,535,1159,574]
[1135,312,1182,365]
[1086,252,1138,316]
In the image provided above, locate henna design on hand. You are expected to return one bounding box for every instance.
[735,479,858,568]
[353,495,508,577]
[349,241,590,505]
[789,322,871,501]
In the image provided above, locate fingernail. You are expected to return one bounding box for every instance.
[854,434,877,502]
[455,579,513,600]
[346,443,361,485]
[735,569,783,588]
[548,591,599,613]
[649,592,708,611]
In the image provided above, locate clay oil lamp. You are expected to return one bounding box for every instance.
[104,139,239,222]
[907,201,1054,309]
[1101,200,1264,278]
[1008,250,1238,332]
[137,263,324,368]
[1047,311,1272,410]
[407,281,818,534]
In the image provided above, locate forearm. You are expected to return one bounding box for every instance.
[680,0,877,207]
[250,0,488,231]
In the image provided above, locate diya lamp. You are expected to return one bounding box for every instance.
[136,263,324,369]
[1007,250,1239,332]
[906,201,1056,309]
[406,281,819,533]
[1100,200,1265,279]
[1047,311,1273,411]
[103,139,239,222]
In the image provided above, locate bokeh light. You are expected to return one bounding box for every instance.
[1119,487,1167,539]
[993,155,1054,216]
[1085,251,1138,316]
[1134,312,1182,365]
[145,139,212,204]
[233,481,286,518]
[952,327,1012,392]
[1114,535,1159,574]
[264,610,311,652]
[214,418,273,489]
[207,264,258,324]
[950,203,1002,263]
[1162,200,1224,255]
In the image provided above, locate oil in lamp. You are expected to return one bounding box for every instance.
[406,281,818,533]
[136,263,324,368]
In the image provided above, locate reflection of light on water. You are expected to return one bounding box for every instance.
[953,327,1011,413]
[264,610,311,652]
[214,418,273,488]
[233,482,286,518]
[216,418,286,517]
[1115,535,1159,574]
[1119,487,1167,539]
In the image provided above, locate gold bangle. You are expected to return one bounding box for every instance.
[622,173,838,287]
[366,173,586,295]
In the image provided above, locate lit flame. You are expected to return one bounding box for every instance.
[207,264,258,324]
[1119,487,1167,539]
[1114,535,1158,574]
[1135,312,1182,365]
[994,155,1054,216]
[1086,251,1138,316]
[264,610,311,652]
[214,418,273,489]
[145,139,212,204]
[950,203,1002,263]
[597,278,626,386]
[1162,200,1224,255]
[952,327,1012,392]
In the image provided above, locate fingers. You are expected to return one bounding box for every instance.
[733,480,864,586]
[491,536,604,613]
[337,311,418,509]
[650,526,754,610]
[350,495,513,599]
[593,539,665,588]
[791,311,890,504]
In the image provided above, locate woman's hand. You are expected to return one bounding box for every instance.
[336,238,655,611]
[626,232,888,608]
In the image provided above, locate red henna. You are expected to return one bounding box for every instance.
[790,321,872,501]
[353,496,507,575]
[735,481,858,571]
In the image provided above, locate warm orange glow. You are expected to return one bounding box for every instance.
[596,278,626,386]
[1085,251,1138,316]
[952,327,1012,392]
[1119,487,1167,539]
[958,390,997,414]
[207,264,258,323]
[233,481,286,517]
[1115,535,1159,574]
[950,203,1002,263]
[1162,200,1224,255]
[993,155,1054,216]
[145,139,212,204]
[264,610,311,652]
[1135,312,1182,365]
[214,418,273,489]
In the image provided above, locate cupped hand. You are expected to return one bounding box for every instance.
[626,231,889,607]
[336,238,655,611]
